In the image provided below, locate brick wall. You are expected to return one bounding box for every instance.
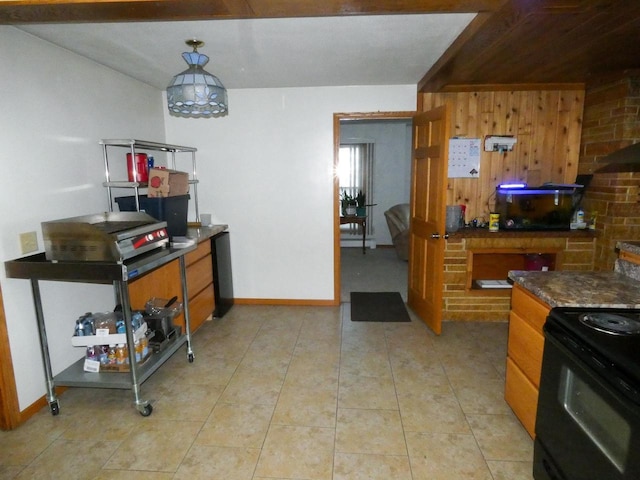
[442,233,595,321]
[579,70,640,270]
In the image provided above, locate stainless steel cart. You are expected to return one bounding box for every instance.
[4,246,196,417]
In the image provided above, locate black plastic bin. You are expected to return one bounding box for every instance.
[115,195,189,237]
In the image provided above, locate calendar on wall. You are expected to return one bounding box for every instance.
[448,138,481,178]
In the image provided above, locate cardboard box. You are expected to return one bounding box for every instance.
[72,322,148,347]
[147,168,190,198]
[99,349,151,372]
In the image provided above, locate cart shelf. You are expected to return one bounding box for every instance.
[55,331,186,389]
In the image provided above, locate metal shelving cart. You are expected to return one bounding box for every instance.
[100,139,201,222]
[5,245,196,417]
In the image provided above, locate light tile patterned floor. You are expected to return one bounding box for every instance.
[0,304,534,479]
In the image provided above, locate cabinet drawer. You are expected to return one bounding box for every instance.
[185,240,211,266]
[187,254,213,299]
[511,283,550,333]
[505,357,538,439]
[188,284,215,332]
[508,311,545,387]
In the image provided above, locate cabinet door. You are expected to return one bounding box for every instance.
[128,259,184,326]
[189,287,215,333]
[508,311,545,388]
[505,357,538,439]
[186,253,214,332]
[511,283,550,333]
[187,255,213,300]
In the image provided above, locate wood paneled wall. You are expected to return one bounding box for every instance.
[419,90,585,222]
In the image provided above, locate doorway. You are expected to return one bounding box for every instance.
[333,111,415,304]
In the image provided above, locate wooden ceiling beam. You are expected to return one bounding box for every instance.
[0,0,504,24]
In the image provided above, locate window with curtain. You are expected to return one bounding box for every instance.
[338,142,374,236]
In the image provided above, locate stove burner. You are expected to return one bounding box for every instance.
[579,312,640,335]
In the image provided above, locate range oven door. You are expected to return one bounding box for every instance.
[534,323,640,480]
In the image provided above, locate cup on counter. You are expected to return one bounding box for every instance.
[489,213,500,232]
[200,213,212,227]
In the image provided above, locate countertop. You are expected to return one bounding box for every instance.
[508,270,640,309]
[618,241,640,256]
[187,224,228,241]
[448,228,595,239]
[507,240,640,308]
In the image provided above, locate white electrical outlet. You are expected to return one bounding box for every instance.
[19,231,38,254]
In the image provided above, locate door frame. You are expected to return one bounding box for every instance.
[0,283,20,430]
[333,111,416,304]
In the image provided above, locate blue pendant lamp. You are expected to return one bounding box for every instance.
[166,39,228,117]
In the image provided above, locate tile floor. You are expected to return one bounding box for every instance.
[0,303,534,479]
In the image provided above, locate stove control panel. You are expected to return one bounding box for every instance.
[118,227,169,260]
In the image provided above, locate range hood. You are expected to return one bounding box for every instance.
[595,142,640,173]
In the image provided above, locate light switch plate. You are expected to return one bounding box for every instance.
[19,231,38,254]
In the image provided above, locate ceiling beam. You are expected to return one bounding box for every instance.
[0,0,504,24]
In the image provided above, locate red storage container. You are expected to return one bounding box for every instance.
[126,153,149,183]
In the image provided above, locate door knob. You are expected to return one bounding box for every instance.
[431,233,440,239]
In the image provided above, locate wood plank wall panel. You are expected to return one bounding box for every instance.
[420,89,584,223]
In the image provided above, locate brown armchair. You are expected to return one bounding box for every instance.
[384,203,410,261]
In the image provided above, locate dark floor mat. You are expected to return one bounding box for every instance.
[350,292,411,322]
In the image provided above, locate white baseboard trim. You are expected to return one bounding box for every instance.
[340,238,377,249]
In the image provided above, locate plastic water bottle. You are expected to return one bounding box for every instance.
[116,344,127,365]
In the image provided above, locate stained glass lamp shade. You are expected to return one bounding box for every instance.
[166,40,228,118]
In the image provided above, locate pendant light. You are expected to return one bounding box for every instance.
[166,39,228,118]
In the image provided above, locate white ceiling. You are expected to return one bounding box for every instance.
[17,13,475,90]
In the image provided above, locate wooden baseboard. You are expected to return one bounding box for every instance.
[234,298,339,307]
[17,387,67,428]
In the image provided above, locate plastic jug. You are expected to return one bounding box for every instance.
[446,205,462,232]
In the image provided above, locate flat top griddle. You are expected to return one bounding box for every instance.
[42,211,170,262]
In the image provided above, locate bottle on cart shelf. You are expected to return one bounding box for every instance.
[116,344,127,365]
[134,339,142,363]
[86,345,97,362]
[107,344,117,365]
[75,320,85,337]
[140,335,149,360]
[98,345,108,365]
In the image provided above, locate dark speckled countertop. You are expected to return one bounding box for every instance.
[508,270,640,308]
[508,241,640,308]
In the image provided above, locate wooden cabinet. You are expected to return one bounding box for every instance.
[185,240,215,332]
[505,283,550,438]
[128,239,215,334]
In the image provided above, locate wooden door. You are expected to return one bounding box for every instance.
[407,106,449,335]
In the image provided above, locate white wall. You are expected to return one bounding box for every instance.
[0,27,165,410]
[164,86,416,301]
[0,27,417,412]
[340,120,413,245]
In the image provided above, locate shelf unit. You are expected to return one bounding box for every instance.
[4,246,196,417]
[100,139,201,222]
[466,248,561,292]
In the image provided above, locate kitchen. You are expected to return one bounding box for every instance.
[1,1,640,478]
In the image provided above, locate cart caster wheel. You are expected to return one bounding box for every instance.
[139,404,153,417]
[50,401,60,416]
[188,353,195,363]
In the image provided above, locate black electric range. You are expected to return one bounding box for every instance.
[546,307,640,399]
